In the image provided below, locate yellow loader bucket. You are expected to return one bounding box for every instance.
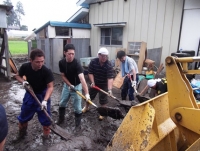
[106,93,179,151]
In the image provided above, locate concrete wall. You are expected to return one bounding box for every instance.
[89,0,184,65]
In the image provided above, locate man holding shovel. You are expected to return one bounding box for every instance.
[56,44,90,128]
[82,47,114,120]
[14,49,54,141]
[116,50,139,103]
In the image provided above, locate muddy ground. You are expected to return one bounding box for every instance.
[1,55,129,151]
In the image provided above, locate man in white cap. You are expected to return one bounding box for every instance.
[82,47,114,120]
[147,78,167,96]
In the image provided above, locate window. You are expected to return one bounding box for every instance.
[101,27,123,45]
[55,27,70,36]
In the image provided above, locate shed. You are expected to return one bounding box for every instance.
[27,21,91,74]
[0,4,13,80]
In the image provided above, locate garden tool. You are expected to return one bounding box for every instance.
[69,86,124,120]
[24,84,73,140]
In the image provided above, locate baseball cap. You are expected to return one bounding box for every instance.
[98,47,109,55]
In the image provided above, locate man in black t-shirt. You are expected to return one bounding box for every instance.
[14,49,54,140]
[56,44,90,128]
[147,78,167,96]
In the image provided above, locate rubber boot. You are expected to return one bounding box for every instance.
[13,122,28,143]
[43,126,50,138]
[75,113,82,128]
[55,107,65,125]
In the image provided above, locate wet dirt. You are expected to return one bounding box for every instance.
[1,55,127,151]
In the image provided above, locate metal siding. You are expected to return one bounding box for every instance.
[127,0,137,41]
[102,2,108,23]
[52,39,63,74]
[112,0,118,22]
[90,4,96,57]
[169,0,184,62]
[141,0,151,42]
[123,0,130,49]
[88,0,183,63]
[154,0,166,48]
[108,1,113,23]
[71,38,90,60]
[45,39,50,69]
[161,0,175,61]
[147,0,158,49]
[118,0,124,22]
[48,26,55,38]
[134,0,143,41]
[98,3,103,23]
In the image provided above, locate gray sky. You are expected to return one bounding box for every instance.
[0,0,80,32]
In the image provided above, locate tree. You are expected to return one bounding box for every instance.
[3,0,25,28]
[20,25,28,31]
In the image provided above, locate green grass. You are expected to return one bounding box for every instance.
[8,41,28,55]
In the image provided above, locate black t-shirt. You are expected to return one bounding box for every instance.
[156,80,167,95]
[19,62,54,93]
[59,58,83,86]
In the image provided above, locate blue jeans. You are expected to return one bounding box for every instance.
[121,74,139,101]
[59,83,82,114]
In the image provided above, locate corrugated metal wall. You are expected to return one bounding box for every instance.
[89,0,184,65]
[71,38,91,60]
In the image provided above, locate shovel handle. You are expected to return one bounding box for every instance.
[69,86,97,108]
[92,86,121,103]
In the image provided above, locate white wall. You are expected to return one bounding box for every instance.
[179,0,200,54]
[89,0,184,65]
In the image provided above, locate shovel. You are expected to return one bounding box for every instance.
[69,86,124,119]
[91,85,137,107]
[24,84,72,140]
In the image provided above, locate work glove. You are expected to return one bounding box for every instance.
[90,83,95,88]
[131,81,137,87]
[85,94,91,101]
[22,81,29,88]
[69,85,75,91]
[108,89,113,96]
[41,100,47,110]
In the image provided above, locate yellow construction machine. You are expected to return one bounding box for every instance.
[106,56,200,151]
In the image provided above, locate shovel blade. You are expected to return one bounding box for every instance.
[50,124,72,140]
[97,107,124,119]
[136,95,149,103]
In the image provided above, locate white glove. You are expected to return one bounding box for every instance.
[108,89,113,96]
[69,85,74,91]
[90,83,95,88]
[41,100,47,110]
[85,94,91,101]
[22,81,29,87]
[131,81,137,87]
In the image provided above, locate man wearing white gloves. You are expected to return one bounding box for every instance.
[82,47,114,120]
[14,49,54,140]
[116,50,139,101]
[57,44,90,128]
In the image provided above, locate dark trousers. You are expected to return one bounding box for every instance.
[121,74,139,101]
[89,84,108,105]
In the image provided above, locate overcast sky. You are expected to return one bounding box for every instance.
[0,0,80,32]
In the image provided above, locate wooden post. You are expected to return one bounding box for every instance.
[4,29,11,80]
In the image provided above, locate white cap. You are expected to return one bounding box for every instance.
[147,79,161,87]
[98,47,109,55]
